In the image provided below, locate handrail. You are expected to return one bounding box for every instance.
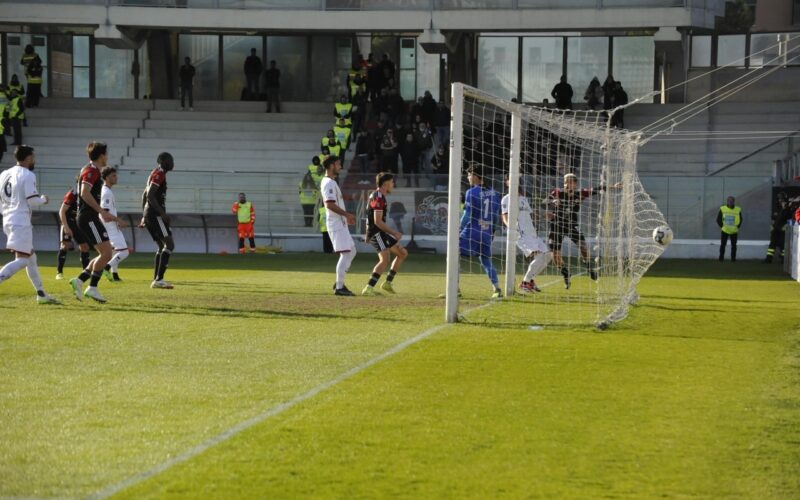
[706,128,800,177]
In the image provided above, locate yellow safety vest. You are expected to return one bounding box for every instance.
[235,201,254,224]
[21,54,37,75]
[720,205,741,235]
[299,183,318,205]
[0,102,6,134]
[8,83,23,95]
[333,125,351,147]
[9,96,24,119]
[318,206,327,232]
[308,164,324,187]
[327,143,342,157]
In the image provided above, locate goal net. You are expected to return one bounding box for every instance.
[444,83,668,328]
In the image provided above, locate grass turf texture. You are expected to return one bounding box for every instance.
[0,253,798,498]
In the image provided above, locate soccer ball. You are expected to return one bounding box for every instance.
[652,225,673,246]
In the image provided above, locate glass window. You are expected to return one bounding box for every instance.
[50,34,73,98]
[691,35,711,67]
[612,36,654,103]
[222,35,263,100]
[267,36,309,101]
[95,44,135,98]
[566,37,608,98]
[310,35,343,102]
[750,33,800,67]
[416,40,441,101]
[73,36,90,98]
[179,34,220,100]
[6,34,48,97]
[477,36,518,101]
[521,37,563,104]
[717,34,746,68]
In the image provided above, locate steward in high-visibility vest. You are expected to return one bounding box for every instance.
[324,138,342,159]
[20,45,39,79]
[8,74,24,96]
[334,95,353,127]
[717,196,742,262]
[8,90,25,146]
[764,192,791,263]
[321,129,336,152]
[0,88,6,163]
[232,192,256,254]
[307,156,324,188]
[333,118,352,150]
[299,171,319,228]
[347,66,366,100]
[318,205,333,253]
[24,52,44,108]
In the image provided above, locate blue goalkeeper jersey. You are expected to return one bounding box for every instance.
[459,185,500,257]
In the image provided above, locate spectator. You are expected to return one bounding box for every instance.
[584,76,602,110]
[399,130,421,187]
[551,75,573,110]
[179,56,195,111]
[351,88,367,135]
[433,99,450,149]
[764,192,792,263]
[20,45,42,108]
[354,130,374,178]
[375,87,391,124]
[431,143,450,191]
[378,53,396,88]
[264,60,281,113]
[380,128,399,174]
[387,88,405,128]
[243,48,263,100]
[611,81,628,128]
[366,53,381,103]
[415,121,434,175]
[299,172,319,228]
[421,90,437,125]
[602,75,616,111]
[409,97,424,126]
[717,195,742,262]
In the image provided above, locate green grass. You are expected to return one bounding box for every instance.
[0,253,798,498]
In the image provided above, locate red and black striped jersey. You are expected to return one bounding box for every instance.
[366,190,387,238]
[76,163,102,216]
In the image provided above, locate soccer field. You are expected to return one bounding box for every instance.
[1,253,798,498]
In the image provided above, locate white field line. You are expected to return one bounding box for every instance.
[91,302,494,499]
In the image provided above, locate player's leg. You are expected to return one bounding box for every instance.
[154,236,175,285]
[56,231,72,279]
[332,228,356,295]
[549,233,570,289]
[25,252,59,304]
[0,249,30,284]
[577,234,597,280]
[82,240,112,303]
[104,231,129,281]
[478,236,501,298]
[148,216,174,288]
[381,242,408,294]
[363,245,390,296]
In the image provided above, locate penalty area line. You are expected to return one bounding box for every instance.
[91,320,460,499]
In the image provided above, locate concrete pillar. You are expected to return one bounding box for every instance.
[654,27,687,104]
[146,30,175,100]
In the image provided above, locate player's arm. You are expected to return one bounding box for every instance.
[24,176,48,207]
[372,208,401,239]
[58,202,72,235]
[101,191,126,226]
[231,202,239,215]
[325,199,355,225]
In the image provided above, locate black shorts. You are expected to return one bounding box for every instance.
[368,231,398,252]
[77,212,109,246]
[548,224,585,249]
[60,218,87,245]
[144,214,172,243]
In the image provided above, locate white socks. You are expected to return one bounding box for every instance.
[335,249,357,289]
[524,252,553,282]
[25,252,44,292]
[0,257,30,283]
[109,249,130,273]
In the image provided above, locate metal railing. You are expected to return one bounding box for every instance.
[4,0,690,9]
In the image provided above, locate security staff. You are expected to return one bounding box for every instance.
[764,192,791,264]
[307,156,324,188]
[334,95,353,127]
[232,192,256,254]
[26,58,44,108]
[8,89,25,145]
[298,171,319,228]
[333,117,352,150]
[717,195,742,262]
[0,87,7,163]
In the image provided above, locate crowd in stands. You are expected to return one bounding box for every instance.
[549,74,628,127]
[0,45,40,164]
[298,52,452,235]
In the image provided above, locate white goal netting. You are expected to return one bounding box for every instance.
[444,83,668,328]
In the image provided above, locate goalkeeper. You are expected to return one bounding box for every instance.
[459,164,502,299]
[546,173,620,289]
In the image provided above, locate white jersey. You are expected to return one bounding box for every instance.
[0,165,41,226]
[100,184,120,233]
[501,193,539,239]
[320,176,347,230]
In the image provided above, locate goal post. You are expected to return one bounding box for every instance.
[444,83,669,327]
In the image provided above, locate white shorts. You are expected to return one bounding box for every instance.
[105,226,128,251]
[329,226,355,253]
[518,233,549,257]
[3,223,34,254]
